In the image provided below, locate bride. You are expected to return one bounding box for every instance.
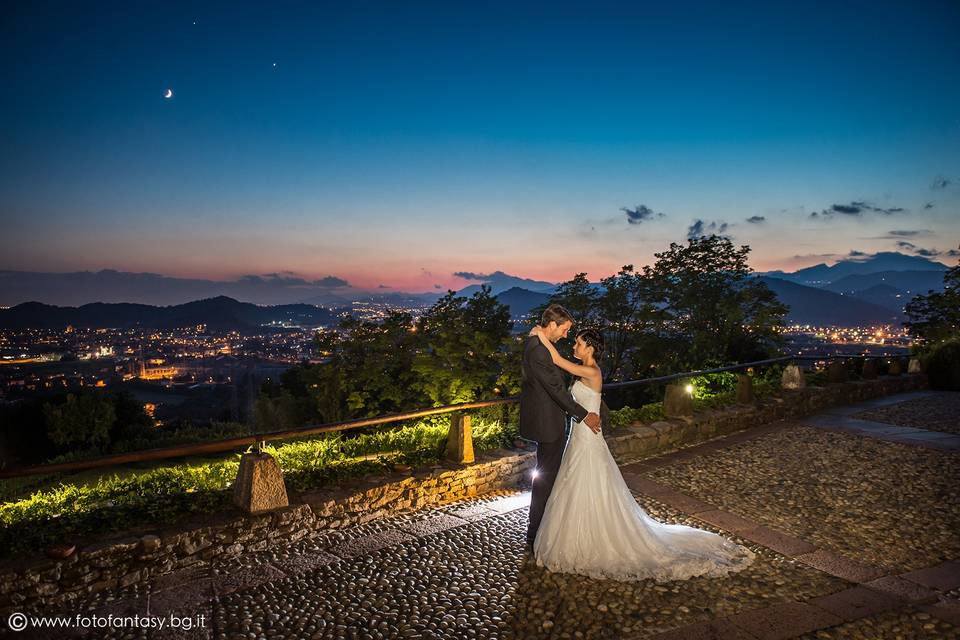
[528,325,755,582]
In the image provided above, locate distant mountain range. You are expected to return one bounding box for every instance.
[455,271,557,298]
[759,252,947,286]
[0,296,338,331]
[489,253,950,327]
[493,287,553,318]
[0,252,952,328]
[755,277,901,326]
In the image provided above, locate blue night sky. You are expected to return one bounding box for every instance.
[2,0,959,293]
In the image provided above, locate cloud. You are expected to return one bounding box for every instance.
[434,284,444,289]
[931,176,951,190]
[453,271,489,281]
[923,202,935,210]
[745,216,766,224]
[621,204,666,225]
[312,276,349,287]
[947,249,960,258]
[0,269,352,306]
[238,273,348,288]
[892,240,954,259]
[687,219,729,240]
[888,230,930,237]
[377,284,391,289]
[810,201,908,219]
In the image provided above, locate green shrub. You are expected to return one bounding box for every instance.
[924,341,960,391]
[609,403,665,427]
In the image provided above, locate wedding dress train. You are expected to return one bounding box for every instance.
[533,380,755,582]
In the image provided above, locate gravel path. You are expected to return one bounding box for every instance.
[855,392,960,435]
[646,425,960,572]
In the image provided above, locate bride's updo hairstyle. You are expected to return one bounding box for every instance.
[577,328,604,360]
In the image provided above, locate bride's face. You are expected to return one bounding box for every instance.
[573,336,590,361]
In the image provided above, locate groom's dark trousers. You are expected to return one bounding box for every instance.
[519,336,589,544]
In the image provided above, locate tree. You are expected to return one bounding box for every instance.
[535,267,664,381]
[43,391,116,451]
[301,310,423,420]
[413,286,512,405]
[253,390,303,432]
[644,235,787,370]
[905,250,960,344]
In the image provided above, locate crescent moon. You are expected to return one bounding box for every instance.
[164,88,173,99]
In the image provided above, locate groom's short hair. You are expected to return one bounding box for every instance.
[540,304,574,328]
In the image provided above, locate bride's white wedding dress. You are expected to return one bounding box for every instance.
[533,379,755,582]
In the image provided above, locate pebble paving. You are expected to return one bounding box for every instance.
[855,391,960,436]
[645,425,960,572]
[14,392,960,640]
[213,492,846,640]
[799,608,960,639]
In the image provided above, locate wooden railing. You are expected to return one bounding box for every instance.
[0,353,910,480]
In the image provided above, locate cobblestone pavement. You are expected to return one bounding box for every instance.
[642,424,960,572]
[798,608,960,639]
[854,391,960,436]
[18,393,960,640]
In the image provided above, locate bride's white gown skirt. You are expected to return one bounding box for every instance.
[534,381,755,582]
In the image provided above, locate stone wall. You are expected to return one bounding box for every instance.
[0,373,926,614]
[606,375,928,462]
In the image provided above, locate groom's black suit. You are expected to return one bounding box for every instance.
[520,336,589,544]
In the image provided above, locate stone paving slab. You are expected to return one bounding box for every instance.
[723,600,843,640]
[268,549,340,576]
[326,528,416,559]
[695,509,763,536]
[738,524,817,558]
[807,585,903,621]
[864,576,942,604]
[211,562,286,597]
[398,513,469,537]
[920,599,960,627]
[444,503,497,521]
[900,560,960,592]
[649,618,757,639]
[794,549,888,583]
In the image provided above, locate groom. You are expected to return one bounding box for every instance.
[521,303,601,547]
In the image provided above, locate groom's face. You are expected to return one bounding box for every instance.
[549,320,573,342]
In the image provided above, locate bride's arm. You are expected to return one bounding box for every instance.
[531,327,599,379]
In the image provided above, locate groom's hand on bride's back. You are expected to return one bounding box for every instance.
[584,412,601,433]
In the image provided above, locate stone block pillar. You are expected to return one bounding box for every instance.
[445,413,474,464]
[736,373,754,404]
[908,358,922,374]
[233,451,289,515]
[888,359,903,376]
[827,360,848,383]
[663,383,694,417]
[782,364,806,390]
[861,359,878,380]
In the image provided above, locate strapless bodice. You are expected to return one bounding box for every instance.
[571,379,602,415]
